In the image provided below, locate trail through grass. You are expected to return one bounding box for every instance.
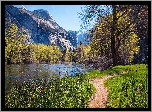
[88,75,117,108]
[85,64,148,108]
[5,64,148,108]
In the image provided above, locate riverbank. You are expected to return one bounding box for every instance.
[5,64,148,108]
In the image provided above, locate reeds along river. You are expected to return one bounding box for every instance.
[5,63,89,92]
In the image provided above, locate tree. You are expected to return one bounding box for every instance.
[131,5,148,64]
[73,43,91,65]
[5,24,63,64]
[79,5,142,66]
[5,24,29,64]
[29,44,63,64]
[91,11,139,66]
[111,5,117,66]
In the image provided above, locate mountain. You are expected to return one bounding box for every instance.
[77,33,90,45]
[5,5,78,51]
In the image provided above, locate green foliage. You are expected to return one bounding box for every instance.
[104,64,148,108]
[64,50,72,62]
[5,75,95,108]
[5,24,29,64]
[5,23,63,64]
[74,44,91,63]
[29,44,62,63]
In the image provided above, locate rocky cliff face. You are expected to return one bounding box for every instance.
[5,5,78,50]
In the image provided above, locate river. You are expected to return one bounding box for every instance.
[5,63,90,92]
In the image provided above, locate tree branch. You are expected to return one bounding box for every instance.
[115,8,140,38]
[116,8,131,21]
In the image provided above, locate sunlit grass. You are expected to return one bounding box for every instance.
[83,64,148,108]
[104,64,148,108]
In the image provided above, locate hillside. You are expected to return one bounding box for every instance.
[5,5,78,50]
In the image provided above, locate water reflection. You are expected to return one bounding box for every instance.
[5,63,88,92]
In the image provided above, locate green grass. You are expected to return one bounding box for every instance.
[84,68,117,80]
[83,64,148,108]
[5,75,95,108]
[104,64,148,108]
[5,64,148,108]
[111,64,148,74]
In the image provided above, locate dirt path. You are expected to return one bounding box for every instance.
[88,74,117,108]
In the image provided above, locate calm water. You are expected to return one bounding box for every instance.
[5,63,89,91]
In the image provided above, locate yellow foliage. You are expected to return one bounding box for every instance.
[9,24,18,38]
[89,9,140,64]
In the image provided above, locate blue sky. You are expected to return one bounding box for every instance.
[13,5,86,31]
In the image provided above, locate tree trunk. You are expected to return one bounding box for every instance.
[111,5,117,66]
